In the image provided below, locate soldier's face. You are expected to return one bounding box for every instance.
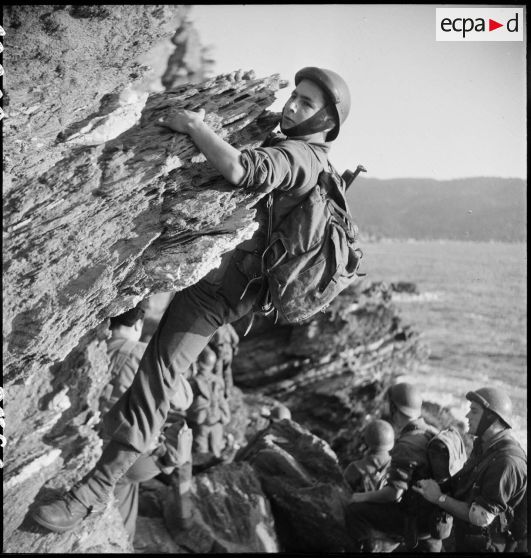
[466,401,483,436]
[281,79,327,130]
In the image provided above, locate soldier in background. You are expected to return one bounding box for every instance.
[345,383,443,552]
[208,323,239,398]
[260,403,292,424]
[343,419,395,493]
[101,306,194,540]
[413,387,527,553]
[187,346,231,458]
[343,419,398,552]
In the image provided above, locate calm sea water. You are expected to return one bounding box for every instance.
[362,240,527,451]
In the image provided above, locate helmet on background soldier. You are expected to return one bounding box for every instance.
[387,382,423,418]
[197,345,217,374]
[270,404,292,421]
[364,419,395,452]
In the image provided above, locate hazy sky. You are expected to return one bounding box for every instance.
[190,4,526,180]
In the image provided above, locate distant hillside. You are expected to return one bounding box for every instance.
[346,177,526,242]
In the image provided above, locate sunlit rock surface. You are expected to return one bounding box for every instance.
[4,71,283,385]
[3,5,284,553]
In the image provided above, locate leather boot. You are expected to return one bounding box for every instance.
[32,440,140,533]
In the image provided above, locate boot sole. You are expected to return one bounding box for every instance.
[31,511,83,533]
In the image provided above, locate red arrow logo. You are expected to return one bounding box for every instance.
[489,19,503,31]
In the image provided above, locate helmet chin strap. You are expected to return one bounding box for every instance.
[281,105,336,140]
[476,409,500,438]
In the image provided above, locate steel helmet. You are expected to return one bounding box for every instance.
[466,387,513,428]
[294,66,351,141]
[197,346,217,370]
[387,382,423,418]
[270,404,292,421]
[364,419,395,452]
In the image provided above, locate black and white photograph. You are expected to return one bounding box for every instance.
[2,4,527,554]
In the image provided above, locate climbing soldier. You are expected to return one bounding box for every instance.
[413,387,527,553]
[32,66,353,532]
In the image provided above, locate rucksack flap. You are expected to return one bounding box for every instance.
[427,426,467,484]
[263,167,363,324]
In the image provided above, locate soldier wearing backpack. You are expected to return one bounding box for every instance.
[345,383,445,552]
[343,419,400,553]
[343,419,395,493]
[32,67,356,533]
[413,387,527,553]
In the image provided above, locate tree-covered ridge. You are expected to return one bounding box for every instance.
[347,177,526,242]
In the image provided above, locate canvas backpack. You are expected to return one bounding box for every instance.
[402,423,467,541]
[425,426,468,540]
[259,161,364,324]
[426,426,468,485]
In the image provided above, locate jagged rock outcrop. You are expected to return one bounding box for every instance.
[3,5,188,186]
[236,419,354,553]
[130,463,279,553]
[4,71,283,386]
[163,462,279,552]
[2,6,286,553]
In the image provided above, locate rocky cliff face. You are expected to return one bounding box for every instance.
[2,6,427,554]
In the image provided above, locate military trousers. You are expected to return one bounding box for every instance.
[103,249,262,453]
[345,501,443,552]
[191,422,224,457]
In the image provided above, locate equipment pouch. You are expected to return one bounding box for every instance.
[430,507,454,540]
[404,512,419,550]
[463,532,490,552]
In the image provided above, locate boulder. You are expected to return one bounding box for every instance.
[236,419,355,553]
[135,463,279,553]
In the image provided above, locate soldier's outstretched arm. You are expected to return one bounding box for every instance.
[158,108,245,185]
[350,485,402,504]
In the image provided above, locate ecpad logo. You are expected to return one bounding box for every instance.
[436,8,524,41]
